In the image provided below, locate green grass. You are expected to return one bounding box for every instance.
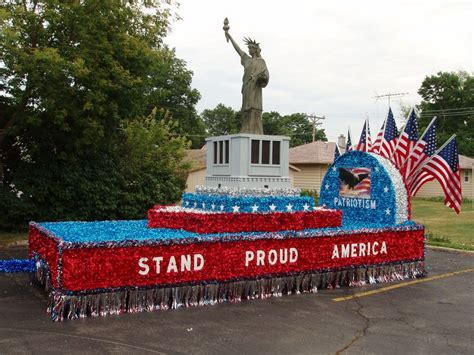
[411,198,474,251]
[0,232,28,247]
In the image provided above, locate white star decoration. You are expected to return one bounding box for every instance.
[286,203,293,212]
[385,208,391,215]
[220,204,225,211]
[193,202,197,208]
[211,203,216,210]
[269,204,277,211]
[325,183,330,190]
[303,203,310,211]
[383,186,389,193]
[332,167,337,172]
[251,204,259,212]
[232,205,240,213]
[185,201,189,206]
[375,167,380,172]
[202,202,206,209]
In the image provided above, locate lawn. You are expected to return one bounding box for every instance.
[411,198,474,250]
[1,199,473,250]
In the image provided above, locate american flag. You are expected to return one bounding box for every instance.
[379,108,398,161]
[352,168,371,195]
[355,119,373,152]
[393,109,419,168]
[346,129,353,152]
[411,136,462,213]
[372,120,385,154]
[405,118,437,181]
[334,143,341,160]
[409,171,434,197]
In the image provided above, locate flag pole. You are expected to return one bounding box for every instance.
[390,107,413,161]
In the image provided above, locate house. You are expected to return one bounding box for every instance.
[185,141,474,199]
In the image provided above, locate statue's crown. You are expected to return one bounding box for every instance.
[243,37,260,48]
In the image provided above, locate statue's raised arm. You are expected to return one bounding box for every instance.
[223,18,269,134]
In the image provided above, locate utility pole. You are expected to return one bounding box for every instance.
[373,92,409,107]
[306,114,325,142]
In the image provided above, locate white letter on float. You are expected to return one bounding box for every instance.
[245,251,254,267]
[256,250,265,266]
[167,256,178,273]
[351,243,357,257]
[268,250,278,265]
[331,245,339,259]
[194,254,204,271]
[341,244,350,258]
[372,242,379,255]
[138,257,149,275]
[381,241,387,254]
[290,248,298,263]
[152,256,163,274]
[181,254,191,272]
[359,243,366,257]
[280,248,288,264]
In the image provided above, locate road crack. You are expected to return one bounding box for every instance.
[335,297,370,354]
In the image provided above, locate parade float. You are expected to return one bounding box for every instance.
[1,20,462,321]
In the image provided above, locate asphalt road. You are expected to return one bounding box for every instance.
[0,246,473,355]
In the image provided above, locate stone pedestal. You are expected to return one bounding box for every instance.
[205,134,291,189]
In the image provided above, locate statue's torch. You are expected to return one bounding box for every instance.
[223,18,230,42]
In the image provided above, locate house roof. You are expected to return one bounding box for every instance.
[459,155,474,170]
[185,148,207,172]
[289,141,343,165]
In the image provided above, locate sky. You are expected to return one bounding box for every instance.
[165,0,473,142]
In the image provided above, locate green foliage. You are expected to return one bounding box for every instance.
[0,1,197,230]
[417,71,474,156]
[262,112,327,147]
[0,111,188,231]
[200,105,327,147]
[201,104,240,136]
[300,189,319,205]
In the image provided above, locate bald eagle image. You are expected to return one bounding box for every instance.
[339,168,371,198]
[339,168,369,190]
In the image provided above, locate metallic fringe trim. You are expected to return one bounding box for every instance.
[32,261,425,321]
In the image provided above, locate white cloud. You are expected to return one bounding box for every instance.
[166,0,473,142]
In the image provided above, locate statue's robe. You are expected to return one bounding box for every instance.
[240,53,269,134]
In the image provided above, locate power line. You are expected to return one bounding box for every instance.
[306,113,326,142]
[421,107,474,113]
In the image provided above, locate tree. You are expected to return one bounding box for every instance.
[200,105,328,147]
[417,71,474,156]
[201,104,240,136]
[262,112,327,147]
[0,1,197,230]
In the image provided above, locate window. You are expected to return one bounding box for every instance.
[251,140,260,164]
[219,141,223,164]
[272,141,280,165]
[262,140,270,164]
[224,140,229,164]
[213,142,217,164]
[465,170,469,182]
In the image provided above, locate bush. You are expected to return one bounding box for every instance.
[0,114,189,231]
[301,189,319,205]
